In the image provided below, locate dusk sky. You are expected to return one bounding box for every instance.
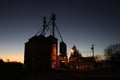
[0,0,120,63]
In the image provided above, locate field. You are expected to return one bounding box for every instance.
[0,68,120,80]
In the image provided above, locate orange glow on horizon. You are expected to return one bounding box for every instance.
[0,54,24,63]
[2,57,24,63]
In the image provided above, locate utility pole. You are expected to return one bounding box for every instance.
[91,44,95,58]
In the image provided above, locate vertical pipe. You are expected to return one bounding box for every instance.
[51,14,56,37]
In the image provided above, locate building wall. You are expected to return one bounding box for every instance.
[69,57,95,70]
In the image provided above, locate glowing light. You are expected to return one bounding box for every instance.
[51,43,57,68]
[71,49,74,55]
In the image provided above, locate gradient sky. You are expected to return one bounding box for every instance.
[0,0,120,63]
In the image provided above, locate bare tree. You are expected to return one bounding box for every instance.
[104,43,120,67]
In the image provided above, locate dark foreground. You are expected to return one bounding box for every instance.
[0,68,120,80]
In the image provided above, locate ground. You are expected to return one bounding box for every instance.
[1,68,120,80]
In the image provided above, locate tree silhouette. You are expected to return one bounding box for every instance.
[70,45,82,57]
[104,43,120,68]
[0,59,4,64]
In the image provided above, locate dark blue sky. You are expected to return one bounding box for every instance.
[0,0,120,62]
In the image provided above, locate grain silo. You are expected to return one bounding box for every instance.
[59,41,67,57]
[24,14,61,71]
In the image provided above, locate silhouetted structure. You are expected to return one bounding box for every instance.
[69,45,96,70]
[24,14,67,70]
[59,42,67,57]
[24,14,97,71]
[69,57,95,70]
[24,35,57,70]
[57,42,68,69]
[91,44,95,58]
